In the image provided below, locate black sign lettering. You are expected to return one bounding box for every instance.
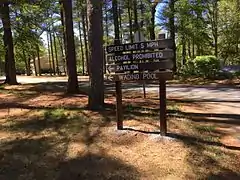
[106,39,173,53]
[106,71,173,82]
[107,50,173,62]
[107,60,173,73]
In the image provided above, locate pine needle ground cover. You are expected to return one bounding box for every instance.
[0,82,239,180]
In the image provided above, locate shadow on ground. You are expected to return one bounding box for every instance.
[0,108,139,180]
[1,80,240,179]
[0,138,139,180]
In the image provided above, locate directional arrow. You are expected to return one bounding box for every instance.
[106,60,173,73]
[106,71,173,82]
[106,75,114,81]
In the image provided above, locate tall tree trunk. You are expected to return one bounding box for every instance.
[192,37,195,58]
[37,45,41,76]
[0,3,18,84]
[133,0,139,32]
[81,8,89,75]
[213,0,218,57]
[27,55,31,75]
[77,12,85,75]
[169,0,177,72]
[47,32,53,75]
[182,35,186,66]
[118,1,123,41]
[127,1,133,43]
[23,49,30,76]
[188,39,191,59]
[49,31,56,75]
[104,1,109,44]
[53,33,60,75]
[236,0,239,52]
[59,0,67,74]
[56,34,66,75]
[62,0,79,93]
[150,3,158,40]
[32,53,37,76]
[113,0,120,43]
[87,0,104,109]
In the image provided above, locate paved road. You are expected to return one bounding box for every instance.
[1,75,240,104]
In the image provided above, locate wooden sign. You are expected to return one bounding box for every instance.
[107,49,174,62]
[105,34,173,136]
[106,39,173,53]
[106,71,173,82]
[107,60,173,73]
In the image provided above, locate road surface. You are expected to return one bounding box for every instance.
[1,75,239,104]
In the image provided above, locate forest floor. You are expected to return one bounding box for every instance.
[0,77,240,179]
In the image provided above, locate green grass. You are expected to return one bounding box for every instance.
[195,125,216,133]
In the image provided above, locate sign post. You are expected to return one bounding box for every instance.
[106,35,174,135]
[159,34,167,136]
[114,38,123,130]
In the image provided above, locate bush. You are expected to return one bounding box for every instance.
[193,56,220,78]
[180,56,220,78]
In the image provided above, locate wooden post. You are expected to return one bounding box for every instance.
[143,81,146,98]
[116,81,123,129]
[159,80,167,136]
[159,33,167,136]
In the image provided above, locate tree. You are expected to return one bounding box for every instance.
[87,0,104,110]
[0,2,18,84]
[62,0,79,93]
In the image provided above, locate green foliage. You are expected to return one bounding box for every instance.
[43,108,67,122]
[181,56,220,78]
[193,56,220,78]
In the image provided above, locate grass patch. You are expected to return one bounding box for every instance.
[195,125,216,134]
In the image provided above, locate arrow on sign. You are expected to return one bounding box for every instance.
[106,71,173,82]
[106,75,114,81]
[106,60,173,73]
[107,65,113,73]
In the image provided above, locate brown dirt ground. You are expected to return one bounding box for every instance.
[0,83,240,180]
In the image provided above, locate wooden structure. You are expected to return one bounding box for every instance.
[105,34,174,136]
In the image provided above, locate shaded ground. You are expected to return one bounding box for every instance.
[0,78,240,179]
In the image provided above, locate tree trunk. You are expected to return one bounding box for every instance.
[104,1,109,44]
[150,3,158,40]
[32,53,37,76]
[182,35,186,66]
[0,3,18,85]
[169,0,177,72]
[62,0,79,94]
[59,0,67,74]
[78,12,85,75]
[133,0,139,32]
[49,31,56,75]
[57,34,66,75]
[81,8,89,75]
[236,0,240,54]
[23,49,30,76]
[118,1,123,41]
[87,0,104,109]
[127,1,133,43]
[213,0,218,57]
[53,33,60,75]
[47,32,53,75]
[188,39,191,59]
[37,45,41,76]
[27,55,31,75]
[192,37,195,58]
